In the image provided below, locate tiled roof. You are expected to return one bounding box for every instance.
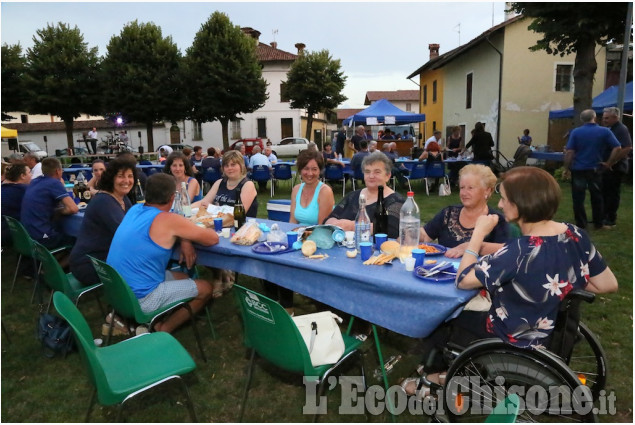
[336,108,364,120]
[2,119,161,133]
[256,42,298,62]
[365,90,419,104]
[407,15,524,79]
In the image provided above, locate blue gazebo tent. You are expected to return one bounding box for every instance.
[549,81,633,119]
[342,98,426,126]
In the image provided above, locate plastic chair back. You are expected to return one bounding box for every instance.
[353,165,364,181]
[408,162,427,180]
[89,256,142,319]
[250,165,271,183]
[32,241,70,293]
[53,292,106,391]
[203,167,222,185]
[425,161,446,178]
[233,285,312,374]
[4,216,34,257]
[139,160,152,165]
[273,163,293,181]
[324,164,344,180]
[484,393,520,423]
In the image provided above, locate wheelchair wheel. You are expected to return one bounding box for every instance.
[568,321,607,400]
[443,339,596,422]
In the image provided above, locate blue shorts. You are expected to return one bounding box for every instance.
[138,270,198,314]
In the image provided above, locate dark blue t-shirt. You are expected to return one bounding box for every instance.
[1,183,28,245]
[566,123,620,170]
[21,176,70,241]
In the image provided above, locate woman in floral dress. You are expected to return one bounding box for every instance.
[402,166,618,398]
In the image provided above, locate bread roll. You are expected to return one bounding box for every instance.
[301,240,317,257]
[380,240,400,256]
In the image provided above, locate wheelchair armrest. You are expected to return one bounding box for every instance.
[564,289,595,305]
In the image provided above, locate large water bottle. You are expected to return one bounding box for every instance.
[398,191,420,262]
[354,193,371,251]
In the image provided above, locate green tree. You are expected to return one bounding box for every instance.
[185,12,267,151]
[509,2,630,126]
[285,49,347,140]
[101,20,184,152]
[24,23,101,148]
[1,43,27,120]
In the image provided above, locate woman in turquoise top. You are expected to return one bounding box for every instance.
[290,150,334,226]
[264,149,335,314]
[164,151,202,203]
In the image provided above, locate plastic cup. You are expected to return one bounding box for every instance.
[221,228,230,238]
[345,231,355,247]
[404,256,416,271]
[374,233,387,250]
[360,242,373,262]
[286,231,298,247]
[213,217,223,232]
[411,248,426,268]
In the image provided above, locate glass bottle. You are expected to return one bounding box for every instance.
[76,171,90,203]
[373,185,389,241]
[179,181,192,217]
[233,186,246,229]
[172,190,183,216]
[134,179,145,204]
[398,191,420,262]
[354,192,371,251]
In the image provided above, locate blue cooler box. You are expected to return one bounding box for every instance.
[267,199,291,222]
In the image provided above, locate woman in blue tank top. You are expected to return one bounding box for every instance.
[164,151,201,203]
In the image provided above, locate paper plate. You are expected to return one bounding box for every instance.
[413,263,457,283]
[417,243,447,256]
[251,241,293,255]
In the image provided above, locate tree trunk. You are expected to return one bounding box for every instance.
[572,40,597,127]
[220,118,230,151]
[63,119,74,150]
[146,122,155,152]
[305,111,314,140]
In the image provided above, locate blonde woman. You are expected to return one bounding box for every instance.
[192,150,258,297]
[419,163,509,258]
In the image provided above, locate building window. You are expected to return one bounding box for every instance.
[281,118,293,139]
[20,114,28,124]
[280,82,290,102]
[466,73,473,109]
[432,80,437,103]
[192,121,203,141]
[423,85,427,106]
[257,118,267,138]
[555,64,573,92]
[433,121,437,131]
[405,102,412,112]
[230,120,242,139]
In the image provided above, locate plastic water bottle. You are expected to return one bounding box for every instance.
[354,193,371,251]
[179,182,192,218]
[398,191,420,262]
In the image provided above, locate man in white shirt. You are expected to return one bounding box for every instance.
[248,146,271,192]
[264,146,277,165]
[87,127,99,154]
[24,153,43,179]
[424,130,443,150]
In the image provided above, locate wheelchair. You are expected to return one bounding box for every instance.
[433,289,607,422]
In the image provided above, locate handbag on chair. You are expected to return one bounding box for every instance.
[293,311,345,367]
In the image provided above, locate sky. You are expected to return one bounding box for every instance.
[1,1,510,108]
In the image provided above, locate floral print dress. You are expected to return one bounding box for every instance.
[473,224,607,349]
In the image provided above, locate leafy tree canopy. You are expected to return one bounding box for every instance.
[185,11,267,148]
[24,23,101,147]
[285,49,347,139]
[101,20,184,151]
[1,43,27,116]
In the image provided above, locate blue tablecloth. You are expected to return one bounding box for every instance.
[186,220,476,338]
[529,151,564,162]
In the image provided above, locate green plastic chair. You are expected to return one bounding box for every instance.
[52,292,198,422]
[32,241,103,314]
[233,284,366,422]
[3,216,68,303]
[485,393,520,423]
[88,256,207,362]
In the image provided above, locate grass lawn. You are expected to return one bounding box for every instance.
[1,174,632,422]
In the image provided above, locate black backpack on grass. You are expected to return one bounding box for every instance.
[36,313,74,358]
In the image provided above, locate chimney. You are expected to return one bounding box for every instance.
[429,44,440,60]
[295,42,306,55]
[270,41,278,49]
[241,27,261,41]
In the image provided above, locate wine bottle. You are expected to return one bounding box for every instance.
[76,171,90,203]
[373,185,389,240]
[179,182,192,217]
[134,179,145,204]
[233,186,246,229]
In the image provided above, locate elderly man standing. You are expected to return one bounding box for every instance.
[601,107,632,227]
[107,173,218,334]
[21,157,78,266]
[563,109,621,230]
[349,125,365,154]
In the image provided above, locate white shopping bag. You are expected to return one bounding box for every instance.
[293,311,345,367]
